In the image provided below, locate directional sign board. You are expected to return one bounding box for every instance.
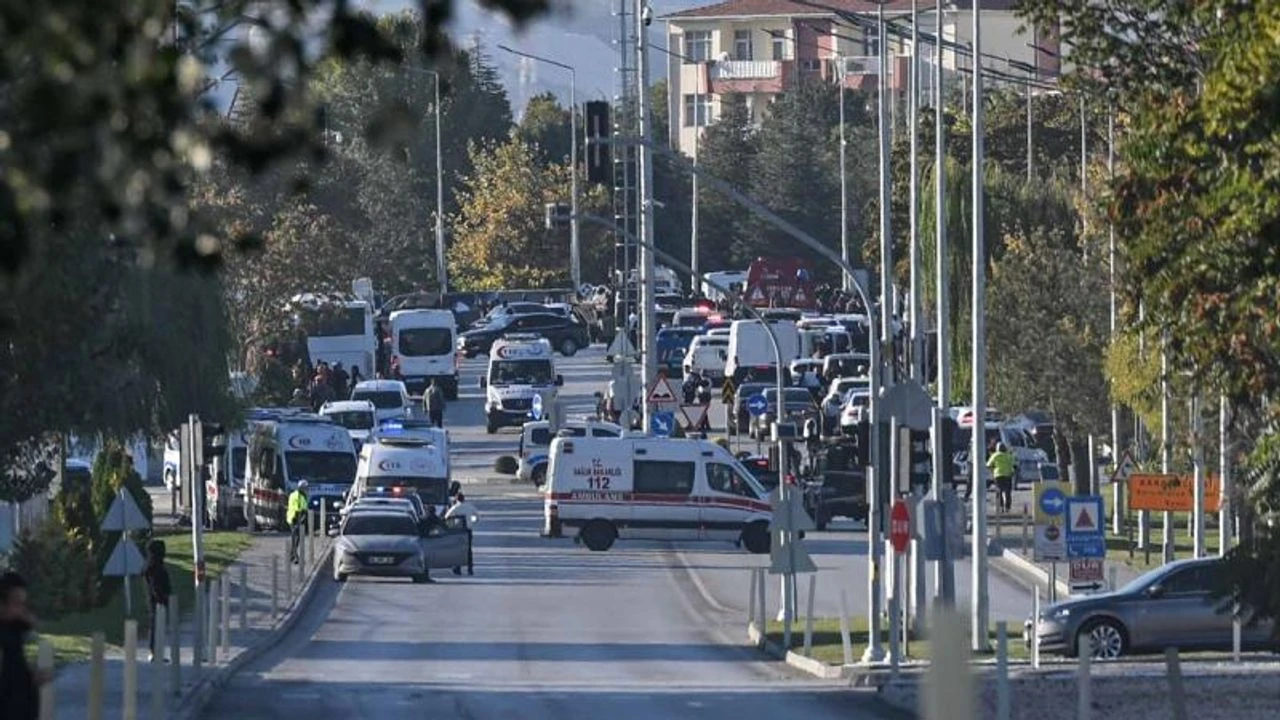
[721,378,735,404]
[1069,558,1106,594]
[1033,481,1070,562]
[1065,495,1106,559]
[768,489,816,575]
[650,411,675,438]
[746,394,769,417]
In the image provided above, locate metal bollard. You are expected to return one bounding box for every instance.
[803,574,816,657]
[37,638,53,720]
[320,502,327,547]
[124,619,139,720]
[220,573,231,658]
[285,546,294,599]
[89,633,105,720]
[755,568,766,637]
[839,590,854,666]
[1077,645,1092,720]
[239,563,249,630]
[1032,588,1041,669]
[206,578,218,663]
[272,555,280,617]
[996,622,1010,720]
[299,533,308,585]
[747,568,758,628]
[1108,565,1118,591]
[1164,647,1187,720]
[152,604,167,719]
[307,520,315,566]
[1021,505,1030,556]
[168,596,181,696]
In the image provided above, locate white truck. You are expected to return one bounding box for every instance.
[389,309,459,399]
[724,319,800,385]
[480,334,563,434]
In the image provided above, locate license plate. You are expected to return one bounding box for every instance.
[367,556,395,565]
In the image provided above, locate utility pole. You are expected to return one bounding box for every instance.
[877,2,894,351]
[1108,110,1119,487]
[908,0,923,382]
[635,0,657,430]
[969,0,990,653]
[931,0,951,604]
[1219,395,1231,556]
[1192,394,1206,558]
[1161,331,1174,563]
[838,58,851,293]
[1080,97,1088,238]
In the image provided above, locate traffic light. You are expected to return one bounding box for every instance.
[907,428,932,493]
[584,101,611,184]
[937,416,958,489]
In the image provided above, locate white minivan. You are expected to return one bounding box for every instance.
[682,334,729,380]
[542,436,773,553]
[389,309,459,399]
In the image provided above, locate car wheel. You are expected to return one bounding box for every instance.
[531,465,547,487]
[334,572,348,583]
[741,522,770,554]
[560,338,578,356]
[580,520,616,551]
[1077,618,1127,659]
[411,574,428,584]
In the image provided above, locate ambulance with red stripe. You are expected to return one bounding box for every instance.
[542,436,773,553]
[244,411,358,531]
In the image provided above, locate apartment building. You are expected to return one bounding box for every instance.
[662,0,1063,154]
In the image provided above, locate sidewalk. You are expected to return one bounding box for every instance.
[46,529,332,720]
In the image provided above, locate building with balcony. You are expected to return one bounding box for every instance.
[662,0,1064,155]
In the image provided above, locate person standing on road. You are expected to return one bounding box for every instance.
[423,378,446,428]
[0,572,51,720]
[287,481,309,564]
[986,442,1016,513]
[445,492,479,576]
[143,539,172,663]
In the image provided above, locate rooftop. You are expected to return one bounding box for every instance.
[663,0,1018,20]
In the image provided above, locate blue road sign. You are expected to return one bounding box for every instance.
[529,394,544,421]
[650,411,675,438]
[1039,487,1067,517]
[1065,495,1105,559]
[746,394,769,417]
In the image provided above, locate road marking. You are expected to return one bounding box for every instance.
[672,548,734,614]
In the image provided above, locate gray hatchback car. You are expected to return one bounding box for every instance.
[1027,557,1277,659]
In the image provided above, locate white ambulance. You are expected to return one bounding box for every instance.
[389,308,459,399]
[481,334,563,434]
[244,411,358,530]
[542,436,773,553]
[351,420,452,516]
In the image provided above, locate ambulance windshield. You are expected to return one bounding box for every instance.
[490,359,554,386]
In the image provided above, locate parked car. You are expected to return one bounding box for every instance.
[727,382,771,436]
[749,387,819,440]
[1026,557,1277,659]
[821,377,869,435]
[459,312,590,357]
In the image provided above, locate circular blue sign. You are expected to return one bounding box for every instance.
[530,394,544,420]
[746,394,769,417]
[1039,487,1066,516]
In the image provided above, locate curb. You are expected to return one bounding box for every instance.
[992,544,1072,599]
[746,621,849,680]
[169,543,334,720]
[455,475,525,485]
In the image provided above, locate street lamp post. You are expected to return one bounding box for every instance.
[404,67,447,294]
[498,44,581,290]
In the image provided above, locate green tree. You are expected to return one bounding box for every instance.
[518,91,573,166]
[694,93,758,272]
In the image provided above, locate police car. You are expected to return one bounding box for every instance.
[517,419,622,486]
[480,334,563,434]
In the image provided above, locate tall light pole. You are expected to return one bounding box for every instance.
[931,0,952,604]
[498,44,581,290]
[969,0,990,653]
[404,67,448,293]
[838,57,851,293]
[1107,109,1119,482]
[877,1,894,350]
[908,0,923,382]
[635,0,658,429]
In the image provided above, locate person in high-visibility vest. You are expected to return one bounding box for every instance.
[986,443,1017,514]
[287,480,309,564]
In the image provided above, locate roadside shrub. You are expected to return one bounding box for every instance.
[10,519,98,617]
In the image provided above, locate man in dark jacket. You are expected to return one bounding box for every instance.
[143,540,172,663]
[0,572,49,720]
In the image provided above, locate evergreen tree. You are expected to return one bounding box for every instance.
[694,93,758,272]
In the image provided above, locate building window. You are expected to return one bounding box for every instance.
[771,34,786,61]
[733,30,753,60]
[683,93,712,128]
[684,30,712,62]
[800,59,822,72]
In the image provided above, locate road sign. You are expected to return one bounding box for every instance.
[102,535,145,577]
[890,499,911,553]
[746,394,769,417]
[1128,472,1222,512]
[721,378,735,404]
[1065,495,1106,559]
[530,393,544,421]
[101,491,150,532]
[920,492,965,561]
[1069,558,1106,593]
[646,374,680,405]
[679,404,708,431]
[605,332,637,361]
[1033,481,1070,525]
[1111,451,1135,482]
[650,411,675,438]
[1038,486,1066,518]
[768,490,816,575]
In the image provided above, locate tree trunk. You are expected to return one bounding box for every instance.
[1070,438,1091,496]
[1054,429,1072,483]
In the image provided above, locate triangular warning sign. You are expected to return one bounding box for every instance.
[646,375,679,404]
[679,404,708,430]
[1074,507,1095,530]
[605,332,637,359]
[101,536,146,577]
[101,491,150,532]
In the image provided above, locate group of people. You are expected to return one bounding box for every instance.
[289,359,361,411]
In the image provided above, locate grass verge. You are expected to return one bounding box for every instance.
[763,616,1029,666]
[35,530,255,665]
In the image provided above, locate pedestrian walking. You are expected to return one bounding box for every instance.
[142,539,172,663]
[0,572,51,720]
[423,378,446,428]
[287,481,309,564]
[445,492,479,577]
[331,362,350,399]
[987,442,1017,513]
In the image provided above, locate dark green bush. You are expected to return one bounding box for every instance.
[10,519,98,617]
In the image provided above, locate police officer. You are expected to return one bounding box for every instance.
[287,481,309,564]
[445,492,479,576]
[986,442,1017,513]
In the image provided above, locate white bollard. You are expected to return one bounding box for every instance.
[1077,645,1092,720]
[239,563,249,630]
[37,638,53,720]
[124,619,139,720]
[307,521,315,566]
[923,607,974,720]
[839,589,854,665]
[1233,610,1242,663]
[755,568,766,638]
[89,633,105,720]
[285,547,293,599]
[206,579,218,663]
[220,573,231,658]
[168,597,180,696]
[1108,565,1118,591]
[152,604,167,719]
[803,574,816,657]
[272,555,280,617]
[1032,588,1041,669]
[1164,647,1188,720]
[996,622,1010,720]
[748,568,758,630]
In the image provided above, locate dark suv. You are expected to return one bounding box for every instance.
[460,312,591,357]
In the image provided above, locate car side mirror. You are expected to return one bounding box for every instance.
[1146,584,1165,598]
[478,377,487,389]
[555,375,564,386]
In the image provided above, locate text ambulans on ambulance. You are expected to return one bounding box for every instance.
[352,421,452,515]
[389,309,459,398]
[245,411,358,530]
[481,334,563,434]
[542,436,773,553]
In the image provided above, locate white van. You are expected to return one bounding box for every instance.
[682,334,729,380]
[542,436,773,553]
[481,334,563,434]
[350,379,413,424]
[352,421,452,515]
[318,399,377,454]
[244,412,358,530]
[725,319,800,385]
[517,419,622,486]
[389,309,459,399]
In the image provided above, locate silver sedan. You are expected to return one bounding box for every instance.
[332,511,429,583]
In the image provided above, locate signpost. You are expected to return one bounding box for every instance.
[646,374,680,407]
[746,394,768,417]
[605,331,638,363]
[101,489,151,617]
[1065,495,1106,560]
[679,404,708,433]
[1069,558,1106,594]
[768,487,816,651]
[1033,482,1069,562]
[1111,451,1134,535]
[890,499,911,554]
[649,411,675,438]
